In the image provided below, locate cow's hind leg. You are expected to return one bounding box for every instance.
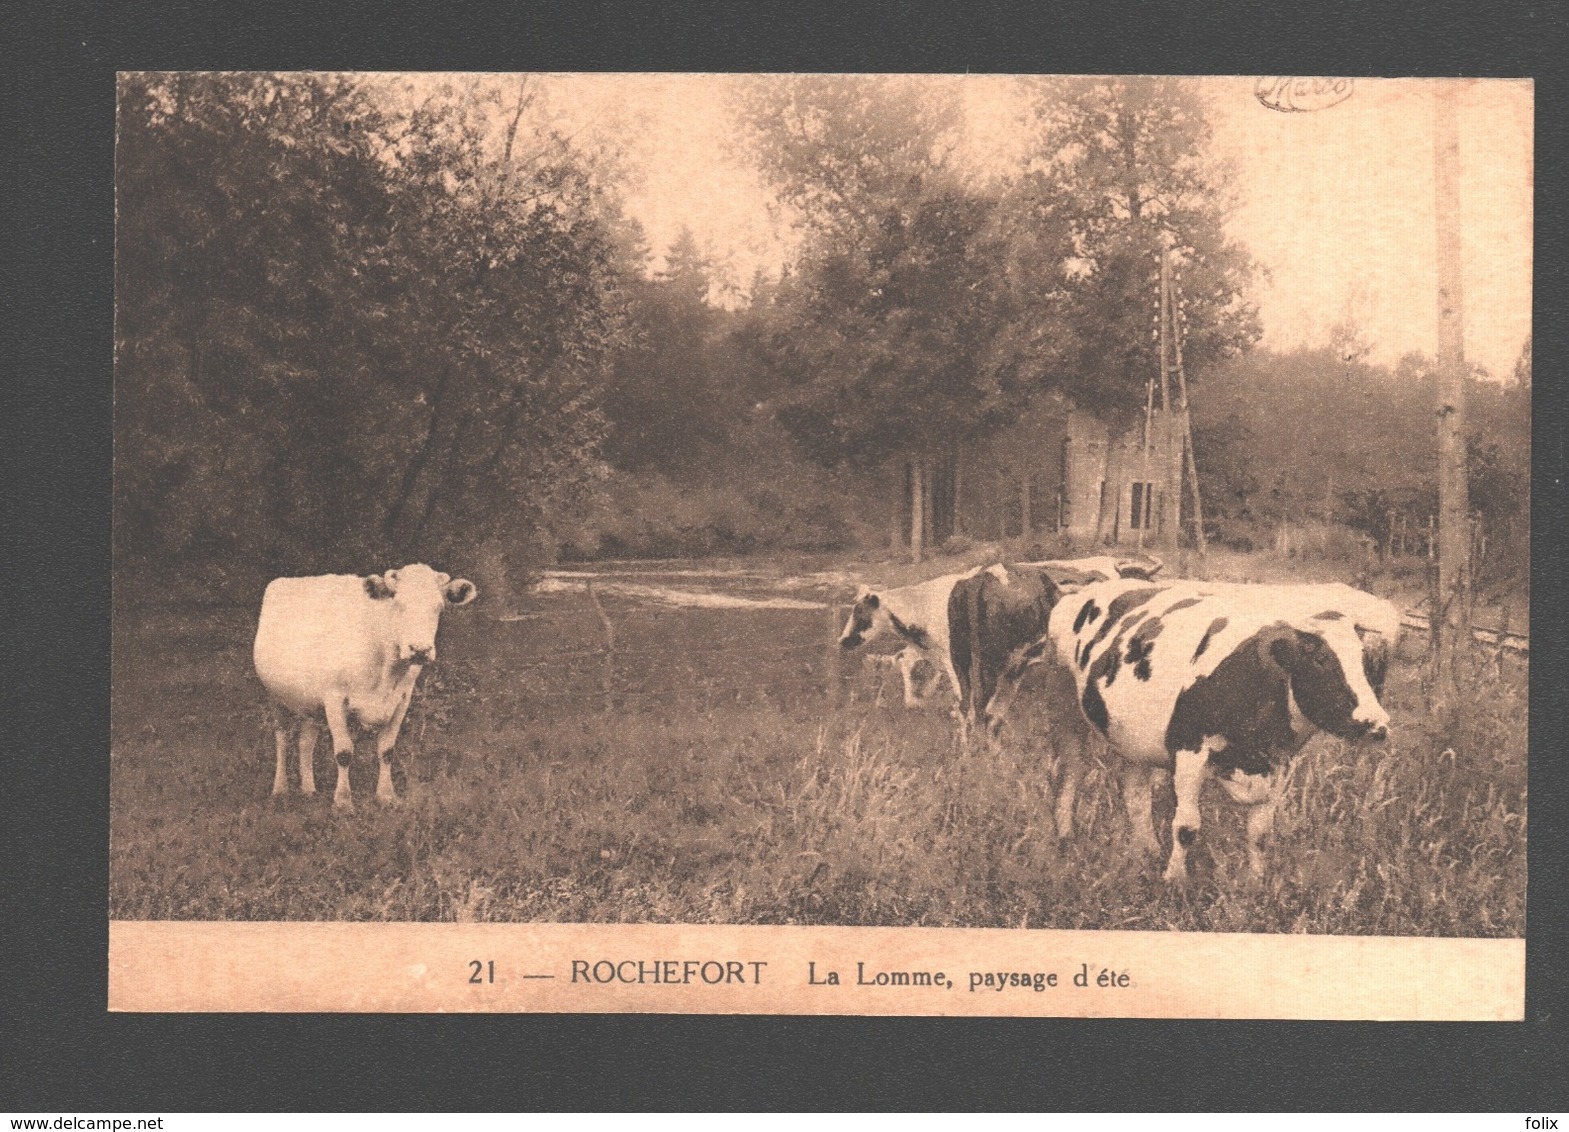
[323,697,356,812]
[1165,744,1216,883]
[1219,767,1284,878]
[296,717,320,796]
[270,715,292,796]
[1052,728,1088,841]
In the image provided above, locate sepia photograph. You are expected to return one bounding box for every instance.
[108,72,1530,1017]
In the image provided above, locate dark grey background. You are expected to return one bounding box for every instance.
[4,0,1565,1111]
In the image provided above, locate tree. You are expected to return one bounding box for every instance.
[735,76,1039,558]
[115,73,630,600]
[601,228,748,476]
[1017,77,1260,542]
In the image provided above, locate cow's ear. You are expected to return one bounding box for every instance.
[863,593,880,610]
[445,578,477,606]
[363,573,396,600]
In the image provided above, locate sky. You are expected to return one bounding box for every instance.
[542,74,1532,380]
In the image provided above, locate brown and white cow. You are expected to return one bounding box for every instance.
[945,556,1164,743]
[253,564,477,810]
[1046,578,1395,880]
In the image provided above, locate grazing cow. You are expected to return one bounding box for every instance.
[838,568,984,708]
[947,556,1165,742]
[1047,578,1393,880]
[253,564,477,811]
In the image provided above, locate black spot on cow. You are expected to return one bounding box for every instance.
[887,611,933,651]
[1073,599,1102,633]
[1311,609,1345,620]
[1163,596,1204,615]
[1192,616,1228,661]
[1125,616,1164,681]
[336,751,352,768]
[363,574,395,600]
[1166,627,1298,777]
[1081,586,1165,664]
[1081,677,1110,735]
[1176,827,1196,847]
[1089,632,1124,688]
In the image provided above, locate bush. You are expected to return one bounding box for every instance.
[560,467,864,559]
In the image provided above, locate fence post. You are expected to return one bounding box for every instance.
[585,581,616,714]
[824,602,844,706]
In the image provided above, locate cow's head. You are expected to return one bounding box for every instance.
[1266,621,1390,742]
[363,563,477,665]
[839,586,884,650]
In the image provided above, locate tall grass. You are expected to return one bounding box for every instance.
[110,607,1525,934]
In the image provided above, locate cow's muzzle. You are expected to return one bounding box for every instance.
[840,634,862,650]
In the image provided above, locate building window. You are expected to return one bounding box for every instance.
[1028,474,1048,533]
[1130,481,1156,530]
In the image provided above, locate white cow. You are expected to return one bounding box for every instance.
[253,563,477,810]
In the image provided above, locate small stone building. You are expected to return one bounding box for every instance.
[890,393,1183,550]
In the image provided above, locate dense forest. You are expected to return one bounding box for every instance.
[114,73,1530,604]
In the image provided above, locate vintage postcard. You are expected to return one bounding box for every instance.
[110,73,1529,1018]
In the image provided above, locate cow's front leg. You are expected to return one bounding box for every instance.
[323,697,356,812]
[1165,743,1216,883]
[897,650,924,708]
[1219,766,1285,878]
[375,680,419,805]
[296,717,320,795]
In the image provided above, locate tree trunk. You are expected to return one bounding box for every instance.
[952,446,965,537]
[1019,471,1032,540]
[1431,80,1472,712]
[910,453,926,563]
[889,460,907,551]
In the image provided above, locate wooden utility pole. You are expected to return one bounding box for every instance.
[1431,80,1471,709]
[1169,269,1207,554]
[1158,242,1180,552]
[1136,376,1154,553]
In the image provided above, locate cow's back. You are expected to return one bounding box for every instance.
[254,574,388,712]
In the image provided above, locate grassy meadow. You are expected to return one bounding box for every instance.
[109,552,1527,935]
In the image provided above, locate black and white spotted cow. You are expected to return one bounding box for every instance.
[1046,578,1396,881]
[838,568,984,708]
[946,556,1165,744]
